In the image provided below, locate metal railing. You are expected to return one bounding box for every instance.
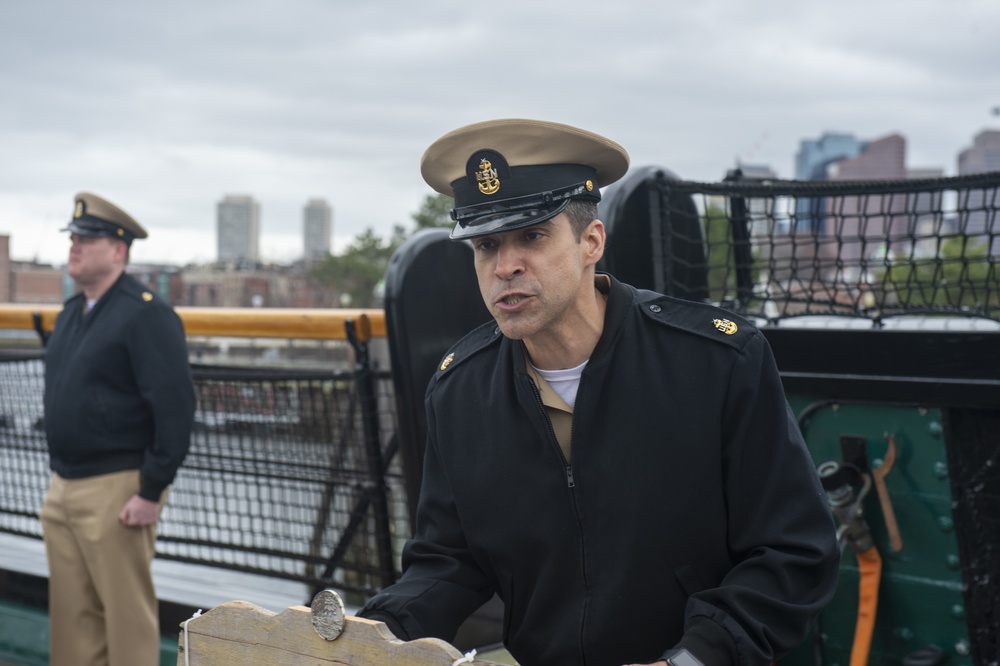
[0,308,404,599]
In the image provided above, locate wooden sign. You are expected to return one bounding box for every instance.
[177,590,509,666]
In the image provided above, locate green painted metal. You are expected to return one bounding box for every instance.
[0,601,47,666]
[781,397,970,665]
[0,600,179,666]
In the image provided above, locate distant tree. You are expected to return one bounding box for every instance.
[702,203,763,306]
[882,236,998,310]
[310,224,407,308]
[310,194,456,307]
[411,193,454,231]
[703,204,733,303]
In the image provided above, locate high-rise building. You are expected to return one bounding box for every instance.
[957,130,1000,255]
[958,129,1000,174]
[794,132,868,234]
[828,134,908,265]
[828,133,907,180]
[303,199,332,261]
[795,132,868,181]
[217,195,260,263]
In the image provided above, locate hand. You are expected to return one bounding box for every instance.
[118,494,160,528]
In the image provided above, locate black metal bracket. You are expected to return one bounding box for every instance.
[31,313,49,347]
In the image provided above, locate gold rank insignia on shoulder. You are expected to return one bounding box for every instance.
[713,318,738,335]
[142,292,153,302]
[440,353,455,371]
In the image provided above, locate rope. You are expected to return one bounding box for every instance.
[182,608,203,666]
[452,648,478,665]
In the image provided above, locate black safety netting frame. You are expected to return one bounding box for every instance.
[0,350,406,598]
[942,408,1000,665]
[649,170,1000,324]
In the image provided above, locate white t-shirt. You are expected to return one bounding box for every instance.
[531,359,589,409]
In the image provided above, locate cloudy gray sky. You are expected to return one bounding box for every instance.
[2,0,998,266]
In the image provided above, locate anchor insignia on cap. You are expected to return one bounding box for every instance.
[74,201,84,218]
[476,159,500,195]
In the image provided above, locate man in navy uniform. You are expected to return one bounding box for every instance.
[41,192,195,666]
[359,120,839,666]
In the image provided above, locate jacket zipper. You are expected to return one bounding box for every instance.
[527,376,575,487]
[527,374,590,664]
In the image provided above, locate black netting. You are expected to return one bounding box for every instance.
[0,352,48,538]
[649,171,1000,324]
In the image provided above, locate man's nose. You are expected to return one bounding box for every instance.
[494,244,524,279]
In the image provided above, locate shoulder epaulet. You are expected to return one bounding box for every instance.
[430,320,502,384]
[634,290,758,350]
[118,274,158,305]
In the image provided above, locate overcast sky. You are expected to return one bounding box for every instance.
[2,0,998,267]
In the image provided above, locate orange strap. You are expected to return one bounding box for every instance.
[849,546,882,666]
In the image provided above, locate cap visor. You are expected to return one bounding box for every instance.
[61,222,111,237]
[450,200,569,240]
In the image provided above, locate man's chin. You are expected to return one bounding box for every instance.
[492,320,531,341]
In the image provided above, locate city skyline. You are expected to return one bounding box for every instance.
[4,128,997,306]
[7,126,996,270]
[2,0,998,267]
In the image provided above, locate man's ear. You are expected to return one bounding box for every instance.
[582,219,605,267]
[114,239,130,265]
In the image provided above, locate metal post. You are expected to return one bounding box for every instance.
[724,169,755,308]
[344,317,397,589]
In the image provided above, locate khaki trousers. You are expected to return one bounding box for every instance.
[40,470,164,666]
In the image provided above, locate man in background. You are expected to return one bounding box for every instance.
[41,192,195,666]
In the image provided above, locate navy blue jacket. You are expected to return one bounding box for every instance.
[44,272,195,501]
[360,275,839,666]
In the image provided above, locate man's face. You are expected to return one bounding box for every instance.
[472,213,604,344]
[67,233,124,287]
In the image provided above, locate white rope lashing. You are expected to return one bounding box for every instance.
[452,647,478,665]
[182,608,203,666]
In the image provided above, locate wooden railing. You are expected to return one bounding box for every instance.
[0,304,387,341]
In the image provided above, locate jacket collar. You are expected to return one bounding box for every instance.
[589,272,634,363]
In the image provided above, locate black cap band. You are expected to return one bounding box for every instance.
[452,162,600,210]
[449,158,602,239]
[63,214,137,244]
[451,180,596,223]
